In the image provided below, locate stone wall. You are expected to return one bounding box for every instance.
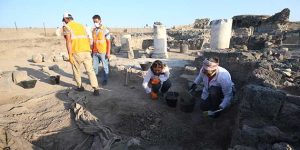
[193,18,210,29]
[230,84,300,150]
[232,15,269,28]
[167,29,210,50]
[112,33,153,51]
[194,50,300,149]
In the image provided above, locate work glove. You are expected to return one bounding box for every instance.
[189,83,197,91]
[145,87,152,94]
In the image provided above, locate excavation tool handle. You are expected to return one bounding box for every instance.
[203,108,223,117]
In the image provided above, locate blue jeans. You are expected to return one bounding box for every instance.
[151,79,172,94]
[92,53,109,81]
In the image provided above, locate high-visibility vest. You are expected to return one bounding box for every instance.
[65,21,91,53]
[92,26,107,53]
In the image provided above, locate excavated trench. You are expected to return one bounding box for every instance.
[1,53,299,149]
[39,66,241,150]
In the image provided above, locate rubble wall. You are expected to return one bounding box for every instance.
[112,33,153,50]
[195,50,300,149]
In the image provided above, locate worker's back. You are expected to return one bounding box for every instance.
[66,21,91,53]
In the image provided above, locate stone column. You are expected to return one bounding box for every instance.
[210,19,233,49]
[120,34,134,59]
[151,24,168,58]
[180,43,189,53]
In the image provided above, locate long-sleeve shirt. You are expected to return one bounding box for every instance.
[194,66,234,109]
[142,66,170,93]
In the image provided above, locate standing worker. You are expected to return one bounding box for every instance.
[62,13,100,96]
[91,15,111,86]
[142,60,172,100]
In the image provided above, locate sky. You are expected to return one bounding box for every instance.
[0,0,299,28]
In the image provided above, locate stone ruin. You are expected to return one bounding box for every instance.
[230,8,295,51]
[110,8,299,60]
[167,18,211,50]
[192,49,300,149]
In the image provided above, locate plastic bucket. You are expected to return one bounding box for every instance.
[180,94,196,113]
[50,75,60,85]
[140,62,152,71]
[165,92,179,108]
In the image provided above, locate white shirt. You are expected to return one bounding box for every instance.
[194,66,234,109]
[142,66,170,93]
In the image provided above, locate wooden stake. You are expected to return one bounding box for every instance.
[14,22,18,31]
[43,22,46,36]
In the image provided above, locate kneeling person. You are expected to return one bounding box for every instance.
[190,57,234,117]
[142,60,172,100]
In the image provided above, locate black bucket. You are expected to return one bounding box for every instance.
[140,62,152,71]
[165,92,179,108]
[50,75,60,85]
[180,94,196,113]
[18,80,37,89]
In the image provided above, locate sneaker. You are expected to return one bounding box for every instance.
[75,86,84,92]
[102,80,108,86]
[93,88,100,96]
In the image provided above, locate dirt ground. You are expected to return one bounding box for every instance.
[0,29,237,150]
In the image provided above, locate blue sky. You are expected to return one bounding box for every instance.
[0,0,299,28]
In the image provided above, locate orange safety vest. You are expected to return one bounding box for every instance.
[92,26,107,53]
[65,21,91,53]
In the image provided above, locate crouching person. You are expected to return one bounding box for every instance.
[142,60,172,100]
[190,57,234,118]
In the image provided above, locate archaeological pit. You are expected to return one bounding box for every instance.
[0,8,300,150]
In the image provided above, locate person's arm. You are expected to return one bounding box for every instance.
[194,68,203,84]
[219,74,234,109]
[63,26,73,64]
[90,28,96,50]
[159,66,170,82]
[106,40,111,58]
[105,28,111,59]
[142,69,152,93]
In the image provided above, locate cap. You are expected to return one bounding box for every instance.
[62,12,72,21]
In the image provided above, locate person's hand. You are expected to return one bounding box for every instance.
[189,83,197,91]
[145,87,151,94]
[106,53,110,60]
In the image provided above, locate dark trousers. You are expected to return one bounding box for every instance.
[151,79,172,94]
[200,86,224,111]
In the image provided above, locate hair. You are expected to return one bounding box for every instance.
[150,60,166,74]
[62,16,73,22]
[92,15,101,20]
[208,57,219,63]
